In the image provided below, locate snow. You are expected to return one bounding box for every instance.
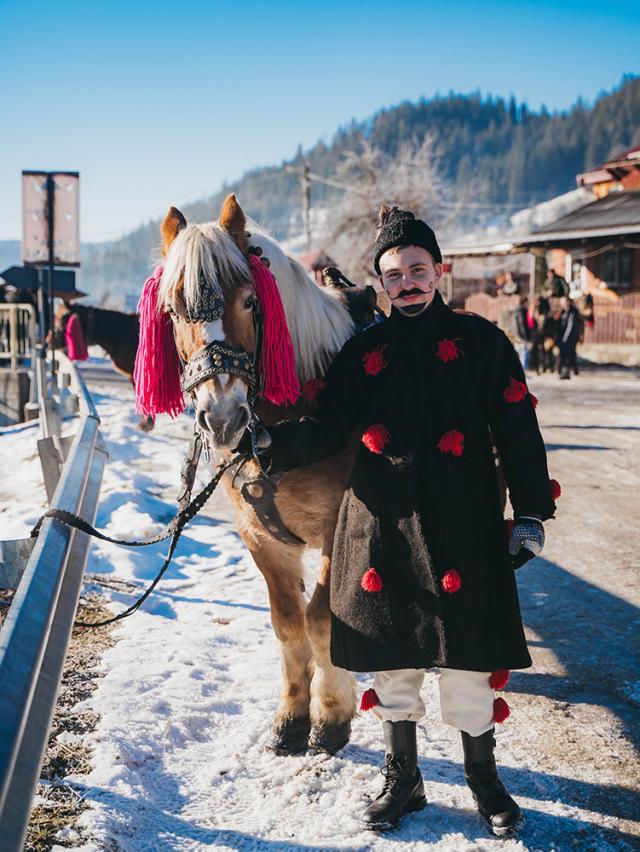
[2,359,639,850]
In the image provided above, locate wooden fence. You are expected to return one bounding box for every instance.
[464,292,640,345]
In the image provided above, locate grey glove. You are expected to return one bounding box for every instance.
[509,516,545,569]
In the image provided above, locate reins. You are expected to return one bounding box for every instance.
[31,450,248,628]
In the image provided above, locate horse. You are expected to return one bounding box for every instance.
[52,302,155,430]
[140,194,377,755]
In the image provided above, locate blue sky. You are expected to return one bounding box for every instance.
[1,0,638,242]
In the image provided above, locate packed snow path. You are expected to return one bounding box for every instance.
[3,360,639,850]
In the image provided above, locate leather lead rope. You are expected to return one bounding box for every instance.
[30,452,246,628]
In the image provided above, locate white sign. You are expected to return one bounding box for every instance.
[22,171,80,267]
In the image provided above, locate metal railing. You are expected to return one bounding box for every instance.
[0,303,36,370]
[0,351,107,851]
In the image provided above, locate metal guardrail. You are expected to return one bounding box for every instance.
[0,351,107,851]
[0,303,36,370]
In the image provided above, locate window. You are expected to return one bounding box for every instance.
[601,248,633,289]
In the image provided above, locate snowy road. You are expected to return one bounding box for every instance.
[3,362,639,850]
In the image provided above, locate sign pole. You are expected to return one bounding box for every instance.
[46,175,56,385]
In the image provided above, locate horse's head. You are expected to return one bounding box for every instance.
[158,196,260,448]
[143,194,301,450]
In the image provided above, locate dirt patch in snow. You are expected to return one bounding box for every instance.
[23,592,116,852]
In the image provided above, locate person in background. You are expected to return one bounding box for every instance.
[556,295,580,379]
[502,271,519,296]
[508,295,531,369]
[543,267,569,299]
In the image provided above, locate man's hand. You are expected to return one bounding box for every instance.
[509,516,545,569]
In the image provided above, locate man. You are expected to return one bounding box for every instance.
[556,295,580,379]
[543,267,569,298]
[253,208,556,837]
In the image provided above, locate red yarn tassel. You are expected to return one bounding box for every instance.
[249,254,300,407]
[134,266,184,419]
[489,669,510,690]
[65,312,88,361]
[360,688,379,711]
[493,697,510,723]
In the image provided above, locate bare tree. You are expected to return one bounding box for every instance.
[325,136,458,282]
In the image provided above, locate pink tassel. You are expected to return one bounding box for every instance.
[249,254,300,407]
[133,265,184,419]
[65,312,88,361]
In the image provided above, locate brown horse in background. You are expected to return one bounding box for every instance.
[156,195,376,755]
[52,302,154,430]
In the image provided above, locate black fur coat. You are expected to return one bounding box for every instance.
[268,292,556,673]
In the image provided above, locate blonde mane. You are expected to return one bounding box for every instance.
[159,218,355,383]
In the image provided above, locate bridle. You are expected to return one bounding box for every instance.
[172,254,268,461]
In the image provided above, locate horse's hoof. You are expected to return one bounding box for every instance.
[266,715,311,755]
[137,416,155,433]
[308,719,352,755]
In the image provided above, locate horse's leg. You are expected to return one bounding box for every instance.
[305,545,357,754]
[243,531,313,755]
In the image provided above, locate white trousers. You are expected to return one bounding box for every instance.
[372,668,495,737]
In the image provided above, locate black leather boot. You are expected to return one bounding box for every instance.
[362,721,427,831]
[461,729,523,837]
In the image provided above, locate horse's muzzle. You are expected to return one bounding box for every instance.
[196,403,251,448]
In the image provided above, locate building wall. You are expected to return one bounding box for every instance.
[547,246,640,294]
[590,169,640,197]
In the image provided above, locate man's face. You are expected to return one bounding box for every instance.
[379,245,442,316]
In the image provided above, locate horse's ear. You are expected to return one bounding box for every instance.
[219,194,249,252]
[161,207,187,256]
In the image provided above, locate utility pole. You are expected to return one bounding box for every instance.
[302,162,311,253]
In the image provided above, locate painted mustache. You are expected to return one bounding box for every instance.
[391,287,427,300]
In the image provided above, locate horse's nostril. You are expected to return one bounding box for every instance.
[196,410,208,432]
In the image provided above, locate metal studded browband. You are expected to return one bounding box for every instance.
[180,340,256,394]
[183,275,225,323]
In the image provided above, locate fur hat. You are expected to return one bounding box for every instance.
[374,206,442,274]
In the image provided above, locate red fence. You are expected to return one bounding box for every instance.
[464,292,640,345]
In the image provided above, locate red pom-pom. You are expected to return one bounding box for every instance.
[493,697,510,724]
[441,569,462,594]
[550,479,562,501]
[360,688,379,711]
[529,392,539,409]
[504,518,515,541]
[489,669,510,690]
[361,567,383,592]
[303,378,326,402]
[362,345,388,376]
[362,423,391,454]
[437,430,465,457]
[503,377,529,403]
[436,338,464,362]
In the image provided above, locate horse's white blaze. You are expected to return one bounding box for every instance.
[200,319,224,345]
[195,376,247,410]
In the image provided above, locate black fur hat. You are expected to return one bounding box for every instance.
[374,206,442,274]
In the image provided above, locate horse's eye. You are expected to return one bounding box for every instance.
[243,296,255,310]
